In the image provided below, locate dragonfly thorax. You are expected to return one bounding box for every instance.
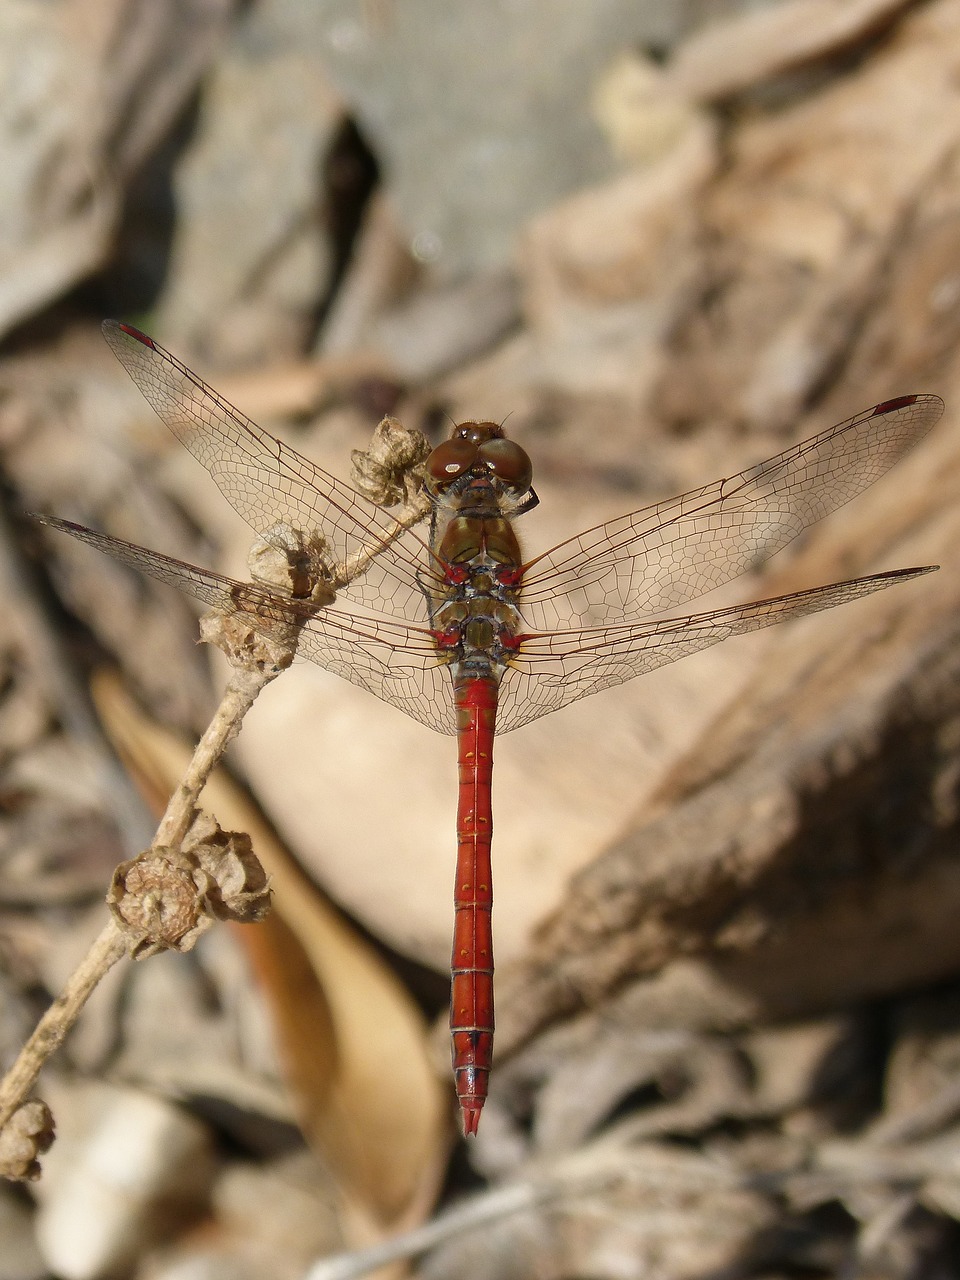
[432,593,523,663]
[436,512,523,569]
[431,523,525,666]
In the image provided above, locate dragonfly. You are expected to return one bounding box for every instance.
[40,320,942,1136]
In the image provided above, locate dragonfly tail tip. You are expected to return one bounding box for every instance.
[461,1103,483,1137]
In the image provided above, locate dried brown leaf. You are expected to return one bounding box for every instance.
[90,669,449,1242]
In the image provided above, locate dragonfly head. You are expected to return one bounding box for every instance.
[426,421,533,497]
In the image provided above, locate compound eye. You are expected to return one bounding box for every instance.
[479,438,533,493]
[426,438,478,487]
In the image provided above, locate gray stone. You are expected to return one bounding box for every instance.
[305,0,703,275]
[154,0,344,364]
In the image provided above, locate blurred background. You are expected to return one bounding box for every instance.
[2,0,960,1276]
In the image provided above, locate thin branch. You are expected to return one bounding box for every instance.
[153,662,276,850]
[333,491,433,588]
[0,419,432,1178]
[0,922,126,1134]
[0,662,276,1143]
[305,1182,545,1280]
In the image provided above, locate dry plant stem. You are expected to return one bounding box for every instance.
[305,1182,545,1280]
[153,663,276,849]
[0,665,275,1138]
[333,492,432,587]
[0,922,126,1132]
[0,439,432,1161]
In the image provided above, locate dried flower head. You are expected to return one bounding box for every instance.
[351,415,432,506]
[198,522,336,674]
[199,609,299,675]
[108,817,270,958]
[183,812,272,924]
[248,523,334,602]
[0,1100,55,1181]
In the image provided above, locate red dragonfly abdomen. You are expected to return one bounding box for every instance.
[450,674,498,1136]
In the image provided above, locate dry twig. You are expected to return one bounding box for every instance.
[0,418,431,1181]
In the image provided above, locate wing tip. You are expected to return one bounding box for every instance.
[870,392,944,419]
[883,564,939,579]
[30,512,75,534]
[102,318,156,350]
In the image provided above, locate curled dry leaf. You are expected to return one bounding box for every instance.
[91,669,449,1243]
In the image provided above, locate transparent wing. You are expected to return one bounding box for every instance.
[57,339,943,741]
[38,517,457,735]
[101,321,442,617]
[497,566,936,733]
[519,395,943,630]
